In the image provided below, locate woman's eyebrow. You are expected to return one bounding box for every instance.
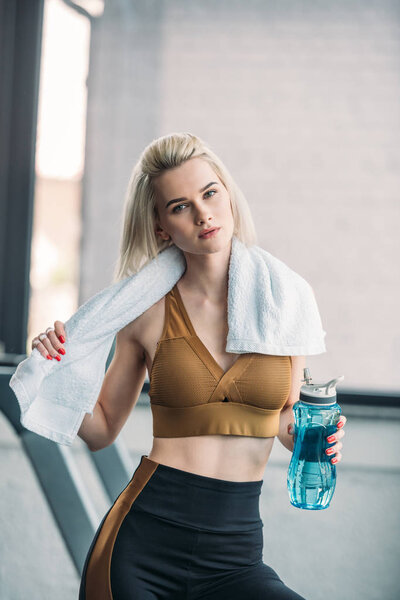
[165,181,219,209]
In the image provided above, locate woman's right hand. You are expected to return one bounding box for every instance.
[31,320,67,361]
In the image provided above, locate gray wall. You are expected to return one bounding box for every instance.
[80,0,400,393]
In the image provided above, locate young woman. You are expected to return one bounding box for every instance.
[32,132,346,599]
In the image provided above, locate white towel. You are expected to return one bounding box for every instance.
[9,235,326,446]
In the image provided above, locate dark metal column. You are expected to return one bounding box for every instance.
[0,0,44,356]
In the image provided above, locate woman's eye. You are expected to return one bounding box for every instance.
[172,203,187,214]
[172,190,217,214]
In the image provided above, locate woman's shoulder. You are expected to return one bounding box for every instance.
[118,293,167,346]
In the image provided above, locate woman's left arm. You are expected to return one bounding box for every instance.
[278,405,297,452]
[277,355,306,452]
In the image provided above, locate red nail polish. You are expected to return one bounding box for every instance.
[337,421,344,429]
[59,335,65,344]
[331,457,338,464]
[327,435,335,442]
[58,348,66,355]
[55,355,61,361]
[47,355,52,360]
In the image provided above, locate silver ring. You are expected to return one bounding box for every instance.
[39,333,47,341]
[45,327,55,335]
[32,338,40,347]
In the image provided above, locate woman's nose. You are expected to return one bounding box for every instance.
[195,208,213,224]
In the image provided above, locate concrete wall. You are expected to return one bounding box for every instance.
[80,0,400,393]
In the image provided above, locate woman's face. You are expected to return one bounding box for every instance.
[153,157,234,254]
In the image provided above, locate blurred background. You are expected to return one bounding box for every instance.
[0,0,399,598]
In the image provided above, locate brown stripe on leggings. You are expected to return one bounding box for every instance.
[83,456,159,600]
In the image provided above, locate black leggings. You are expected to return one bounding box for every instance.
[79,455,306,599]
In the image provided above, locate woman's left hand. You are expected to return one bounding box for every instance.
[288,415,347,464]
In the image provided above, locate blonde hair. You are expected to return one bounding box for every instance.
[112,132,258,282]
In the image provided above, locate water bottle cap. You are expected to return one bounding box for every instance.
[299,368,344,405]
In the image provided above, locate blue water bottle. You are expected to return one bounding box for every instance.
[287,368,344,510]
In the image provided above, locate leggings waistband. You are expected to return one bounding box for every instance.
[132,455,264,533]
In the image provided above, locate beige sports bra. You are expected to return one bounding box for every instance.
[148,283,292,438]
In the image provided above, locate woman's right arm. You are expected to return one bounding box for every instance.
[78,323,147,451]
[31,319,147,452]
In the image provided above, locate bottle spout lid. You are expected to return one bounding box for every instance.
[325,376,345,395]
[300,368,344,403]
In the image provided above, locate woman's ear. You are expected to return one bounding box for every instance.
[155,224,170,241]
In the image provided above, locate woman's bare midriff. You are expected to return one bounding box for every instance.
[129,287,276,482]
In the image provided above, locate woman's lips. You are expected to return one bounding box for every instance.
[199,227,221,239]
